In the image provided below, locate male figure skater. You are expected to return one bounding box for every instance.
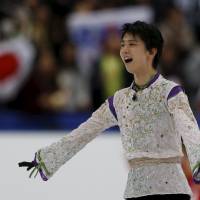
[19,21,200,200]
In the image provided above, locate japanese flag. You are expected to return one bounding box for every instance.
[0,35,35,102]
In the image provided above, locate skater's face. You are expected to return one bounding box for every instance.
[120,33,156,74]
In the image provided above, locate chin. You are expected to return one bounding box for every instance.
[125,65,136,75]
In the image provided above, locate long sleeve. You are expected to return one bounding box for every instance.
[167,90,200,182]
[35,99,118,180]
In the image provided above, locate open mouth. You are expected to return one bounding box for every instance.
[124,58,133,63]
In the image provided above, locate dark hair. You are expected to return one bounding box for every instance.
[121,21,164,69]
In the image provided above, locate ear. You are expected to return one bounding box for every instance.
[149,48,157,56]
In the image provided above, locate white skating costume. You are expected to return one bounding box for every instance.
[32,73,200,199]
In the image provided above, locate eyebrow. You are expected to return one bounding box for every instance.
[120,39,138,43]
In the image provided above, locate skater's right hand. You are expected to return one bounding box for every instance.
[18,161,36,171]
[18,159,40,178]
[18,152,49,181]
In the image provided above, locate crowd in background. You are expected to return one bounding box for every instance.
[0,0,200,197]
[0,0,200,115]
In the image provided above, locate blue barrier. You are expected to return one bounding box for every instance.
[0,110,119,131]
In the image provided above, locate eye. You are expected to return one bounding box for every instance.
[129,43,136,46]
[120,43,125,47]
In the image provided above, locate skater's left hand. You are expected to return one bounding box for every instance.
[193,166,200,184]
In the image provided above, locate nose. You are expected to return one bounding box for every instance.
[121,45,129,55]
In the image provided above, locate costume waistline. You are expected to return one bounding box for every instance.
[128,156,181,169]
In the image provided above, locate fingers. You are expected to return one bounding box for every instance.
[18,162,31,167]
[18,161,35,170]
[27,165,34,171]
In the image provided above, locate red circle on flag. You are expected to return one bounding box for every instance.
[0,53,19,81]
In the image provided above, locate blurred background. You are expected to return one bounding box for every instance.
[0,0,200,130]
[0,0,200,199]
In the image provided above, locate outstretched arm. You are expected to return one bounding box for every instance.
[19,98,118,180]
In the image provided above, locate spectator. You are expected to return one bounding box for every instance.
[182,44,200,113]
[56,41,91,112]
[158,5,195,83]
[0,0,199,125]
[73,0,97,13]
[159,6,195,58]
[91,28,129,109]
[30,3,52,49]
[13,48,59,113]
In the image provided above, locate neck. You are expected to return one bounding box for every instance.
[134,68,157,87]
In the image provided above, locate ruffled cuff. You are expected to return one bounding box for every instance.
[29,150,51,181]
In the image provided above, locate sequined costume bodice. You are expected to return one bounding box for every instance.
[34,74,200,199]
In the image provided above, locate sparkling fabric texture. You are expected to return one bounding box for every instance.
[167,92,200,172]
[38,100,117,179]
[36,74,200,199]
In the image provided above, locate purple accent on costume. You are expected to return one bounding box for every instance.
[39,169,48,181]
[167,86,183,101]
[33,153,48,181]
[108,96,118,121]
[131,72,160,90]
[146,72,160,88]
[33,153,38,166]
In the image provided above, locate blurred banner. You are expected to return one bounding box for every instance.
[67,6,153,78]
[0,34,35,102]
